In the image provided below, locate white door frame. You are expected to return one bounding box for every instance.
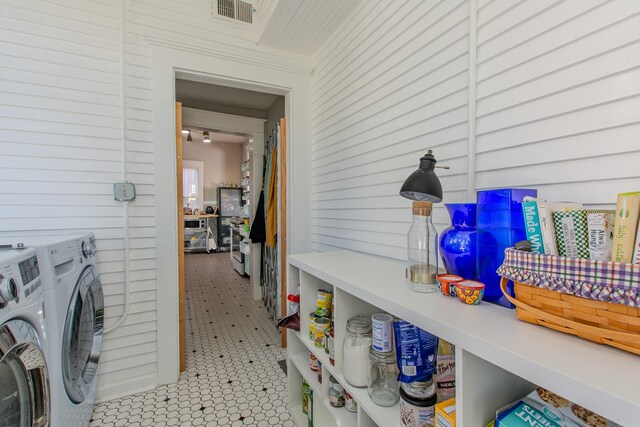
[150,41,311,386]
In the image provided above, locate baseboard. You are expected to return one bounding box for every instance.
[95,373,158,403]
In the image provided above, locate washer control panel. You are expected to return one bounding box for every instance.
[0,248,41,308]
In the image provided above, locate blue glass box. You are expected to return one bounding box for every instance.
[476,188,537,308]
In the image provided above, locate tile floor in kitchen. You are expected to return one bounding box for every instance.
[91,252,293,427]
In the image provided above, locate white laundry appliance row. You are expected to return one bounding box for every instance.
[0,233,104,427]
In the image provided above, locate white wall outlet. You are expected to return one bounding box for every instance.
[114,182,136,201]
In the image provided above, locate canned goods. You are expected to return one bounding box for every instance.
[315,289,333,317]
[345,391,357,413]
[317,361,322,384]
[309,312,318,341]
[325,327,335,365]
[314,317,330,348]
[328,376,345,408]
[309,353,319,372]
[372,313,394,353]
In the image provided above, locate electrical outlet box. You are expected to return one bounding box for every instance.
[113,182,136,201]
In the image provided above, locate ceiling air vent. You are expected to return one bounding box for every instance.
[216,0,253,24]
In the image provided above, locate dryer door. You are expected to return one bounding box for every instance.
[0,319,50,427]
[62,265,104,404]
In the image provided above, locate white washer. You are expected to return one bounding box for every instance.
[0,247,50,427]
[1,234,104,427]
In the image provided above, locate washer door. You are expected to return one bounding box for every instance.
[0,319,50,427]
[62,265,104,404]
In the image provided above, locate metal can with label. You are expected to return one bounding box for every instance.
[309,312,318,341]
[325,327,335,365]
[372,313,394,353]
[309,353,319,372]
[315,289,333,317]
[345,391,357,413]
[314,317,330,349]
[328,376,345,408]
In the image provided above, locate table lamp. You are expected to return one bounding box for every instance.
[400,150,448,292]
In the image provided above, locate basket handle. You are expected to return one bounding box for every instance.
[500,277,640,347]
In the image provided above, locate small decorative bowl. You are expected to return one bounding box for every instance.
[455,280,485,305]
[436,274,463,297]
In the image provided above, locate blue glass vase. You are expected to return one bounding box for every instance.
[476,188,537,308]
[440,203,477,280]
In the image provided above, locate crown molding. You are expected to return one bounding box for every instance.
[145,36,311,76]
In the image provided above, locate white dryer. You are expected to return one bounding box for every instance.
[1,234,104,427]
[0,247,50,427]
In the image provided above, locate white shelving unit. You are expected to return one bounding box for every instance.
[287,251,640,427]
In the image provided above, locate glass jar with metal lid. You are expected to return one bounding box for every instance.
[342,316,372,387]
[367,348,399,406]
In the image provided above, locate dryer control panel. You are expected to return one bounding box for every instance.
[0,248,42,309]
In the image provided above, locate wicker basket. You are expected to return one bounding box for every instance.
[500,277,640,355]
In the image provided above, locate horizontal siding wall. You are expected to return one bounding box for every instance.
[310,0,640,260]
[474,0,640,205]
[0,0,307,401]
[310,0,471,259]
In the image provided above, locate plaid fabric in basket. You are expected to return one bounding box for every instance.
[497,248,640,308]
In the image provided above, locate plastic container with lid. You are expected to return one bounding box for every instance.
[343,316,372,387]
[399,382,438,427]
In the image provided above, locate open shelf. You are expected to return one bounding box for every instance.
[288,251,640,426]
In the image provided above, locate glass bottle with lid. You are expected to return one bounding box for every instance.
[407,201,439,292]
[342,316,372,387]
[367,348,399,407]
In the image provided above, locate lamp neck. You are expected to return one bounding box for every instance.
[419,152,437,171]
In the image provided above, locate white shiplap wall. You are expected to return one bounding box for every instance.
[310,0,471,259]
[0,0,308,400]
[310,0,640,260]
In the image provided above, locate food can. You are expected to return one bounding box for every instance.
[399,386,437,427]
[345,391,357,413]
[315,289,333,317]
[314,317,331,348]
[325,327,335,365]
[328,376,345,408]
[317,361,322,384]
[372,313,394,353]
[309,312,318,341]
[309,353,319,372]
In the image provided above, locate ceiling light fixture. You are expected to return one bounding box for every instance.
[187,133,193,143]
[182,129,189,135]
[203,131,211,143]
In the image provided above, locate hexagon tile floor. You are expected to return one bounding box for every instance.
[91,252,292,427]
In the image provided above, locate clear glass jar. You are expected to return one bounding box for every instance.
[367,348,399,406]
[342,316,372,387]
[407,201,439,292]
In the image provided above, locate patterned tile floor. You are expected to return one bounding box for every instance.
[91,252,292,427]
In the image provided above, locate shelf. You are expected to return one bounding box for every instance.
[290,351,322,396]
[293,331,390,427]
[326,399,357,427]
[289,404,307,427]
[290,251,640,426]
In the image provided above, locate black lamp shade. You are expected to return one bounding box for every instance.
[399,151,443,202]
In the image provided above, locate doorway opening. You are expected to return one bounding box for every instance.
[174,77,288,372]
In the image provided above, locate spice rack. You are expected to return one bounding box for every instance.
[287,251,640,426]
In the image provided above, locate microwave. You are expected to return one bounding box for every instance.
[184,218,206,230]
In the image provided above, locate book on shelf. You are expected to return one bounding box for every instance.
[521,197,544,254]
[536,201,583,256]
[612,191,640,263]
[586,210,615,261]
[552,209,590,259]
